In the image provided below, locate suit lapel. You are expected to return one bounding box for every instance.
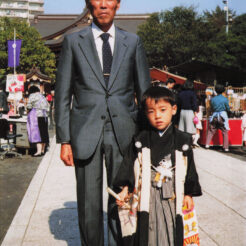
[108,28,128,90]
[78,27,106,90]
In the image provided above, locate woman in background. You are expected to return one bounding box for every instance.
[178,79,197,137]
[27,86,49,157]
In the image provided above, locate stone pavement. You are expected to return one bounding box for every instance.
[1,137,80,246]
[1,137,246,245]
[193,147,246,246]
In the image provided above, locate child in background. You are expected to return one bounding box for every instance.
[193,105,205,147]
[113,86,202,246]
[17,99,25,116]
[7,104,15,132]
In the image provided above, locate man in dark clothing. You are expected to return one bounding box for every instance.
[0,86,8,114]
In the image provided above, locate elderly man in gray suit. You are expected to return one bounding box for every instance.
[55,0,150,245]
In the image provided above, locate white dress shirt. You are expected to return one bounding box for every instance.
[91,22,115,70]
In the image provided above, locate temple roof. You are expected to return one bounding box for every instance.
[26,67,51,83]
[30,9,149,56]
[31,14,78,38]
[150,67,207,91]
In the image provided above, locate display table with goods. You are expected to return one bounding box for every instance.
[7,116,30,149]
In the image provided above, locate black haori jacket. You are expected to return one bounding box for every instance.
[113,126,202,246]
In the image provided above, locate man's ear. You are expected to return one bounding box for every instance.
[172,105,177,115]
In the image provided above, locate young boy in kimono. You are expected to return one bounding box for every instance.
[113,86,202,246]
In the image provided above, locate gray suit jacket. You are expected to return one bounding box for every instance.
[55,25,150,160]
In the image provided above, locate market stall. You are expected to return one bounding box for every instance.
[199,86,246,146]
[149,67,207,93]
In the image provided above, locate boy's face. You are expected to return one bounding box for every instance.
[145,98,177,131]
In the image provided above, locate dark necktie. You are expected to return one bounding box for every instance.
[100,33,112,84]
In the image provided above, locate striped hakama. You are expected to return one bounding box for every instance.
[149,169,176,246]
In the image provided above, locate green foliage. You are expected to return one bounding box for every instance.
[137,6,246,72]
[231,14,246,36]
[0,17,56,84]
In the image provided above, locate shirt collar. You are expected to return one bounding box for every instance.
[158,123,172,137]
[92,22,115,40]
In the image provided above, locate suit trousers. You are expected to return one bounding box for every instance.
[75,119,123,246]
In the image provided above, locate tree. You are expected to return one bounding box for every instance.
[0,17,56,85]
[200,11,246,72]
[137,6,208,68]
[137,13,165,67]
[231,14,246,36]
[203,6,227,33]
[137,6,246,72]
[203,6,236,35]
[229,14,246,71]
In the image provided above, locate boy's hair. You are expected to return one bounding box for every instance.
[141,86,177,111]
[215,84,225,94]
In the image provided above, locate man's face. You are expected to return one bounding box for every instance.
[145,98,177,131]
[88,0,120,31]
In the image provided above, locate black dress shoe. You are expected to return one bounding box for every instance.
[32,153,42,157]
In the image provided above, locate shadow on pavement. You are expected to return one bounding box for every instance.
[49,201,81,246]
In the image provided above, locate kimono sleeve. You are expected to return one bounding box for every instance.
[184,149,202,197]
[113,141,137,193]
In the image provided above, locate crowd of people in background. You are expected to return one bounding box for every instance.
[0,78,245,159]
[0,84,54,157]
[152,77,246,152]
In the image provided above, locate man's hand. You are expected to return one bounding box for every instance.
[60,143,74,166]
[183,195,194,211]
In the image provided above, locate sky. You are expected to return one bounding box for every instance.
[44,0,246,16]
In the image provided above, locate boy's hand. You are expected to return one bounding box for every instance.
[116,186,129,207]
[183,195,194,211]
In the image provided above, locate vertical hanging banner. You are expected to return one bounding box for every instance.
[8,40,22,67]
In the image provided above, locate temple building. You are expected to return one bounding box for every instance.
[30,9,150,58]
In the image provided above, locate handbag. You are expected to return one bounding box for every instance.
[193,115,199,125]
